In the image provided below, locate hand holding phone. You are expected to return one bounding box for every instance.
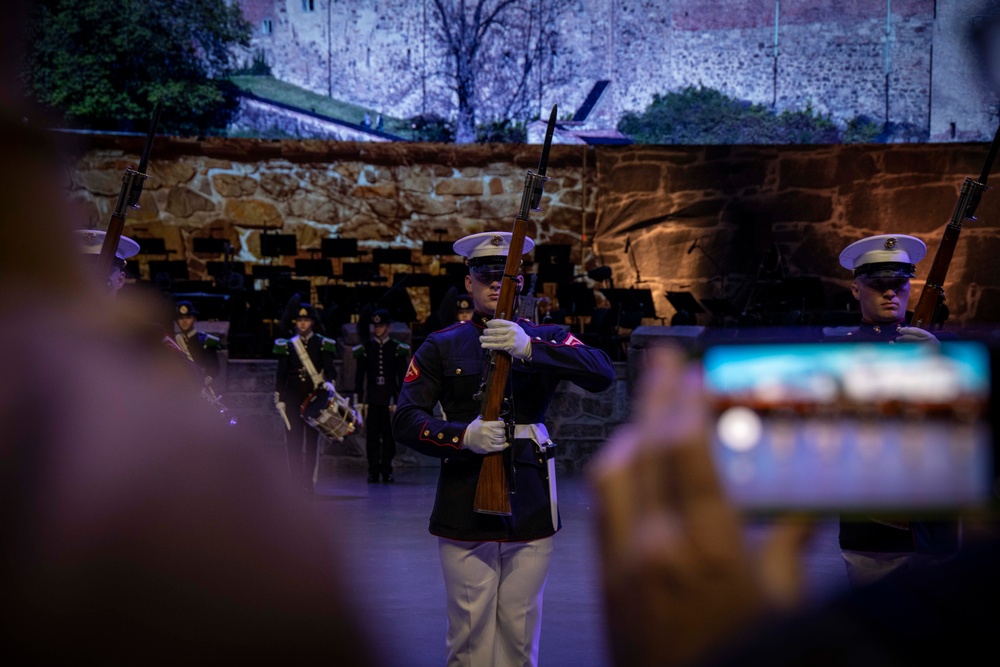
[702,340,994,514]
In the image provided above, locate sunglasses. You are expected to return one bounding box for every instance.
[858,276,910,293]
[469,264,507,286]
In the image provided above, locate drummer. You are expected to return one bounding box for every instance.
[273,303,339,497]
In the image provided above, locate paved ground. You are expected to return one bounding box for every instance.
[309,466,848,667]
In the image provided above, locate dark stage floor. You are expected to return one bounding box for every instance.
[309,466,849,667]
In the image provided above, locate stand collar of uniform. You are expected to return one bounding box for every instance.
[471,311,491,328]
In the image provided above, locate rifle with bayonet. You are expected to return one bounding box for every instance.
[910,118,1000,330]
[473,105,558,516]
[96,101,162,280]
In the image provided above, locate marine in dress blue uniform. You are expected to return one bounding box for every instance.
[75,229,139,297]
[274,304,338,495]
[392,231,615,667]
[833,234,960,587]
[353,308,411,483]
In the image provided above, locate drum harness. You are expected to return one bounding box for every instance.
[291,334,324,394]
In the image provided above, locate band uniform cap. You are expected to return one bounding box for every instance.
[839,234,926,277]
[372,308,392,325]
[175,300,199,318]
[75,229,140,259]
[295,304,318,320]
[456,294,473,310]
[453,231,535,263]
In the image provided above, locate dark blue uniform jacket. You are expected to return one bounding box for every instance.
[392,314,614,542]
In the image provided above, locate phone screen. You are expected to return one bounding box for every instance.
[702,340,995,513]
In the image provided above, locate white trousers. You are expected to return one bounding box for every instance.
[438,536,554,667]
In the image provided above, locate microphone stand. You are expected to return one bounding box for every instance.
[690,241,727,301]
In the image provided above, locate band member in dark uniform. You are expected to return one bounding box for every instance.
[455,293,474,322]
[273,303,338,496]
[392,231,615,667]
[834,233,959,586]
[353,308,410,483]
[173,300,221,386]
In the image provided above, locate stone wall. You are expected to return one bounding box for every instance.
[239,0,996,141]
[63,133,1000,328]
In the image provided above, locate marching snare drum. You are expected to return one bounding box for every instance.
[301,385,360,441]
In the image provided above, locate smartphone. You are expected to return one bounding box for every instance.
[700,339,996,514]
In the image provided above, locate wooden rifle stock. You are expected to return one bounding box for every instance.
[96,102,162,279]
[910,179,980,329]
[910,119,1000,329]
[473,218,529,515]
[473,105,558,515]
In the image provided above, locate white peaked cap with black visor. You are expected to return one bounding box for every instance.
[839,234,927,278]
[453,231,535,265]
[75,229,141,261]
[454,231,535,286]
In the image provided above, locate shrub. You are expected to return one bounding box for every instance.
[409,113,455,142]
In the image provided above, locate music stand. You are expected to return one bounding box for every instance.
[341,262,381,283]
[557,282,596,318]
[422,241,458,256]
[294,258,334,277]
[192,238,229,254]
[372,247,413,266]
[366,282,418,324]
[534,244,571,265]
[666,291,705,315]
[604,288,657,328]
[260,233,297,258]
[321,238,359,258]
[442,262,468,280]
[207,261,246,279]
[538,263,575,285]
[531,244,569,281]
[251,264,292,280]
[148,260,189,281]
[137,237,167,255]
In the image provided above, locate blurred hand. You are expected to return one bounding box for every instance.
[273,391,282,407]
[323,381,337,395]
[462,416,508,454]
[587,346,813,667]
[480,318,532,360]
[897,326,939,344]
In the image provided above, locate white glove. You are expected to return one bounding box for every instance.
[462,416,508,454]
[273,391,282,407]
[480,318,532,360]
[897,326,940,344]
[323,380,336,394]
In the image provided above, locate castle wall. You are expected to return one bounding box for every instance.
[239,1,996,140]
